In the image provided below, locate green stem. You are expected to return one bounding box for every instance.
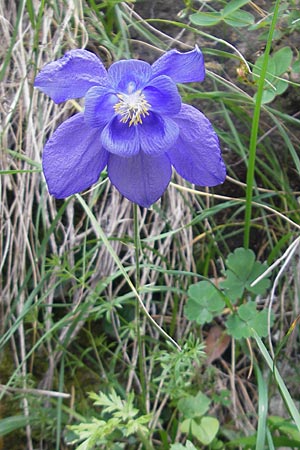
[133,203,141,290]
[76,194,181,353]
[133,203,147,412]
[243,0,281,249]
[253,331,300,431]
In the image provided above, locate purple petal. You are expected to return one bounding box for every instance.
[139,113,179,155]
[151,47,205,84]
[167,104,226,186]
[108,60,152,92]
[101,116,139,156]
[143,75,181,115]
[108,152,172,207]
[84,85,118,128]
[35,49,107,103]
[42,113,108,198]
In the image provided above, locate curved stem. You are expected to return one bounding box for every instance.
[76,194,181,351]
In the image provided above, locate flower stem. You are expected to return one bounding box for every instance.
[76,194,181,352]
[133,203,147,412]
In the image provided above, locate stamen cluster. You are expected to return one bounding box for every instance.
[113,91,151,126]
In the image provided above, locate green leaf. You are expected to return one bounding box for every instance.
[258,89,276,104]
[269,416,300,441]
[220,270,245,300]
[227,434,256,448]
[253,54,276,83]
[222,0,250,16]
[238,301,257,320]
[191,417,219,445]
[190,12,221,27]
[249,308,272,337]
[178,391,211,419]
[292,58,300,73]
[272,46,293,75]
[0,416,29,436]
[220,248,270,301]
[226,313,251,339]
[225,248,255,277]
[185,281,224,324]
[253,47,292,103]
[224,9,255,27]
[246,261,271,294]
[226,301,274,339]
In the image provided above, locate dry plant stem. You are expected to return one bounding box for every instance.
[250,236,300,357]
[171,182,300,232]
[0,384,70,398]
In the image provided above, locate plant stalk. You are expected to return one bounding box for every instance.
[133,203,147,413]
[243,0,281,248]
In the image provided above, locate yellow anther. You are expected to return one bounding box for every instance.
[113,90,151,126]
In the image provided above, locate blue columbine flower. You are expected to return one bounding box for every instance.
[34,47,226,207]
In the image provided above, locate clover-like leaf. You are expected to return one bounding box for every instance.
[248,308,271,337]
[225,247,256,279]
[181,417,219,446]
[220,270,245,301]
[226,313,251,339]
[238,301,257,321]
[184,281,225,325]
[220,248,270,302]
[191,417,219,445]
[226,301,273,339]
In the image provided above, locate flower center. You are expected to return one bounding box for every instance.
[113,90,151,126]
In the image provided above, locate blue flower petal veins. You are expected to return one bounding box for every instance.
[139,113,179,155]
[42,113,108,198]
[167,104,226,186]
[84,85,118,128]
[151,46,205,84]
[108,60,152,92]
[108,152,172,208]
[35,47,226,207]
[34,49,107,103]
[101,116,140,157]
[143,75,181,116]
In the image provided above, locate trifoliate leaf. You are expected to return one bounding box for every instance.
[226,301,274,339]
[220,248,271,301]
[220,270,245,301]
[185,281,224,325]
[226,313,251,339]
[248,308,271,337]
[238,301,257,321]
